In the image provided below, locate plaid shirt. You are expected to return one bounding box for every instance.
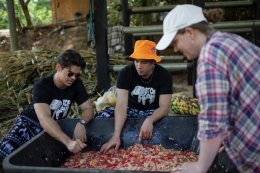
[196,32,260,173]
[107,26,125,54]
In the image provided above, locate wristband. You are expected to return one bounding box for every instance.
[79,119,87,125]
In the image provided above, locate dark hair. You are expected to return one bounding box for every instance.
[203,8,224,23]
[177,8,224,35]
[57,49,86,70]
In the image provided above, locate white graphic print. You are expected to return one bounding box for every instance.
[49,99,71,119]
[131,86,156,105]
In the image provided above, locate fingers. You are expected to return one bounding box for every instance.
[139,130,152,141]
[100,137,121,154]
[80,135,87,143]
[74,134,87,143]
[139,120,153,141]
[101,144,113,154]
[100,143,109,153]
[67,139,87,154]
[114,143,120,151]
[138,132,142,142]
[100,142,114,154]
[77,139,87,148]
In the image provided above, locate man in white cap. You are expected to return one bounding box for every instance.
[157,4,260,173]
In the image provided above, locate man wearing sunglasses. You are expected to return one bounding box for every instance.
[0,50,94,162]
[97,40,173,154]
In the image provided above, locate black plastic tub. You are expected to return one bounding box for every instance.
[2,116,236,173]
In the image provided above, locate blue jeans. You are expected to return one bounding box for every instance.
[0,115,43,162]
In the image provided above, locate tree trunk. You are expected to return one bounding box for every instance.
[19,0,33,27]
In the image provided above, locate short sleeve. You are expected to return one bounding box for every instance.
[116,65,132,90]
[159,68,173,94]
[32,78,51,104]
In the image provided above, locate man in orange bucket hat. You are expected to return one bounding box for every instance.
[96,40,173,153]
[129,40,161,62]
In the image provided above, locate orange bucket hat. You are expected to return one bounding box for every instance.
[129,40,161,62]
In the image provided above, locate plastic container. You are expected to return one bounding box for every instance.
[3,116,236,173]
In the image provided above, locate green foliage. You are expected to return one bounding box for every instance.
[28,0,52,25]
[107,0,168,26]
[107,0,121,26]
[0,0,51,29]
[0,2,8,28]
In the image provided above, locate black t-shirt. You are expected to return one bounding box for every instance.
[116,64,173,110]
[22,74,89,121]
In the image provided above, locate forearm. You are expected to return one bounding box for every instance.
[40,117,72,146]
[197,136,222,172]
[148,107,168,123]
[79,99,94,123]
[35,103,72,146]
[113,105,127,137]
[80,109,93,122]
[148,94,171,123]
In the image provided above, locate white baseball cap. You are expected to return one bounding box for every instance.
[156,4,207,50]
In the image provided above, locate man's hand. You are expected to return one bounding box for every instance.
[73,123,87,143]
[67,139,87,154]
[138,117,153,141]
[100,135,121,154]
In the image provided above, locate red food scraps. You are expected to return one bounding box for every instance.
[61,144,198,171]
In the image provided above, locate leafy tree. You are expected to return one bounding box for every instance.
[0,0,51,29]
[28,0,51,25]
[0,1,8,28]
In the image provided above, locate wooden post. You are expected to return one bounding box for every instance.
[121,0,133,56]
[255,0,260,47]
[6,0,18,51]
[94,0,110,93]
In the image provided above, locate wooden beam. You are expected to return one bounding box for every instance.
[123,20,260,34]
[130,5,176,14]
[109,63,187,72]
[94,0,110,93]
[205,0,253,8]
[132,28,252,36]
[129,1,253,14]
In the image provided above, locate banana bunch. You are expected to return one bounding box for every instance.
[170,93,200,115]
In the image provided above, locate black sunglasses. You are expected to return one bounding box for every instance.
[67,71,81,78]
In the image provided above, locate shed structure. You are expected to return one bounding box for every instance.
[51,0,89,23]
